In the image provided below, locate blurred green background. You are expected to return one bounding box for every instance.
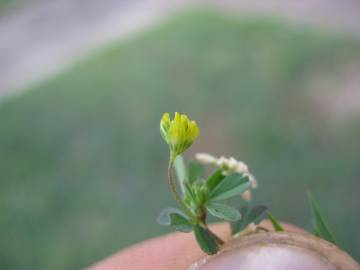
[0,0,29,12]
[0,10,359,269]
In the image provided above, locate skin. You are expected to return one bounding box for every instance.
[88,221,305,270]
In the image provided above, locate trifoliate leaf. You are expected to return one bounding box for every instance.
[209,173,250,201]
[207,202,241,221]
[157,207,192,232]
[193,225,219,255]
[308,192,336,244]
[268,213,284,231]
[206,170,224,191]
[188,160,204,183]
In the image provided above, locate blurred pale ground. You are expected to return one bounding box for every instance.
[0,1,359,269]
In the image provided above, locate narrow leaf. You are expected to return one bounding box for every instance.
[207,202,241,221]
[268,213,284,231]
[231,205,268,235]
[231,206,249,235]
[206,170,224,191]
[174,155,187,193]
[157,207,192,232]
[193,225,219,255]
[188,160,204,183]
[247,205,268,224]
[308,192,336,244]
[210,173,250,201]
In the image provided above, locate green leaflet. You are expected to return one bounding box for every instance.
[188,160,204,184]
[210,173,250,201]
[268,213,284,231]
[231,205,268,235]
[206,170,224,191]
[193,225,219,255]
[308,192,336,244]
[169,213,193,232]
[157,207,192,232]
[207,202,241,222]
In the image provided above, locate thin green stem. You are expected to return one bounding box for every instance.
[167,158,194,220]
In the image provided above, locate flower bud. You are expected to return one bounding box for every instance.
[160,112,200,159]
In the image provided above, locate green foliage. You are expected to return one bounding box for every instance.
[193,225,219,255]
[157,207,192,232]
[166,154,252,254]
[188,161,204,184]
[167,157,252,254]
[169,213,193,232]
[268,213,284,232]
[308,192,336,244]
[210,174,250,201]
[184,181,209,207]
[206,170,225,191]
[231,205,268,235]
[157,207,182,225]
[207,202,241,221]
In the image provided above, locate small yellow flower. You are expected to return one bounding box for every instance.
[160,112,200,159]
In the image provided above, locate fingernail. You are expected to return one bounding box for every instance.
[191,244,334,270]
[189,232,358,270]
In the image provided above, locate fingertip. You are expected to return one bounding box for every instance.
[88,223,231,270]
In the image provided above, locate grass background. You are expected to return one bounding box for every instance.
[0,10,359,269]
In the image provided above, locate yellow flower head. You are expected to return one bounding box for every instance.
[160,112,200,159]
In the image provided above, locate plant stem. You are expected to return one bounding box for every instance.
[167,157,225,246]
[167,158,194,220]
[199,208,225,245]
[200,222,225,245]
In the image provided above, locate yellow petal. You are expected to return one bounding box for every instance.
[180,114,189,128]
[189,120,199,140]
[174,112,181,123]
[161,113,170,126]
